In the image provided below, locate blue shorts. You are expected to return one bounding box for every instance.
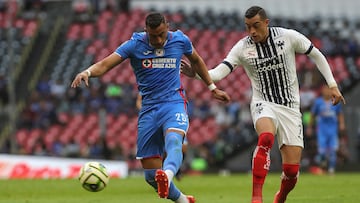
[136,100,189,159]
[317,128,338,153]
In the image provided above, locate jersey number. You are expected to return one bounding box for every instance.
[175,113,188,125]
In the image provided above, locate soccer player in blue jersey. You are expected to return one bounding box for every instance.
[71,12,230,203]
[181,6,345,203]
[307,86,345,174]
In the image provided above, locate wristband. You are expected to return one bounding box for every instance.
[208,83,217,91]
[86,69,91,77]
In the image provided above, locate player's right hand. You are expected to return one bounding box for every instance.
[330,87,346,105]
[71,71,89,88]
[211,89,231,103]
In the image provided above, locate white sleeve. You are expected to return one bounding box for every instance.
[207,39,243,82]
[194,62,233,82]
[195,40,242,82]
[208,63,232,82]
[308,47,337,87]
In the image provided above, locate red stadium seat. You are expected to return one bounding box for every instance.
[23,20,38,37]
[67,23,81,40]
[82,23,94,39]
[16,129,29,146]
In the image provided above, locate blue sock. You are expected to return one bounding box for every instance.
[144,169,181,200]
[144,169,157,191]
[163,132,183,174]
[168,182,181,201]
[328,150,337,170]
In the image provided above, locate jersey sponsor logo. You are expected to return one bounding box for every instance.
[142,59,152,68]
[142,50,153,55]
[155,49,165,56]
[255,55,285,72]
[141,58,177,69]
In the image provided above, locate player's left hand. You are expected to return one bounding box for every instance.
[330,86,346,105]
[211,89,231,103]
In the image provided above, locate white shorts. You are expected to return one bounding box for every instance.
[250,101,304,148]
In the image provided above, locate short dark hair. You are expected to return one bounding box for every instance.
[245,6,267,19]
[145,12,166,29]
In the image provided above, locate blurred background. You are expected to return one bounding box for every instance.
[0,0,359,177]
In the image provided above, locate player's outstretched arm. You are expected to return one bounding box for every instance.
[181,60,232,83]
[181,58,231,102]
[71,53,124,88]
[307,48,346,105]
[185,50,230,103]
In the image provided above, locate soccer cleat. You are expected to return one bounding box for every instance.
[155,169,169,198]
[328,168,335,175]
[187,195,196,203]
[273,191,280,203]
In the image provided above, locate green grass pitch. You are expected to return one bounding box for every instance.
[0,172,359,203]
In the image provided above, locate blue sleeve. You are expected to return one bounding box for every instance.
[180,31,193,55]
[311,99,320,115]
[114,39,136,59]
[335,104,343,115]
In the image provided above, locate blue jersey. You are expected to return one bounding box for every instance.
[311,97,342,134]
[115,30,193,105]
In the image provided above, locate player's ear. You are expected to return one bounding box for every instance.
[264,18,270,26]
[144,27,147,32]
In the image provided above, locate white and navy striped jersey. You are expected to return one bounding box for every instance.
[224,27,313,109]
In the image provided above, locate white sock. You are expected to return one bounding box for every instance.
[175,193,188,203]
[165,169,174,185]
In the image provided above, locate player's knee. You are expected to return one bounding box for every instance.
[283,164,300,178]
[258,132,275,148]
[165,132,183,149]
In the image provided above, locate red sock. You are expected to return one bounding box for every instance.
[277,164,300,203]
[252,132,274,200]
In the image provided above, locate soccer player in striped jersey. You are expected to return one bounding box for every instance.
[71,12,230,203]
[181,6,345,203]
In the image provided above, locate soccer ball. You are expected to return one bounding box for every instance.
[78,162,109,192]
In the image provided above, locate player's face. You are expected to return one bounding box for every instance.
[322,86,332,100]
[245,14,269,43]
[145,22,169,48]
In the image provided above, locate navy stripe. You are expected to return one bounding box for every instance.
[254,44,267,100]
[304,44,314,55]
[222,61,234,72]
[269,29,278,56]
[260,40,276,104]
